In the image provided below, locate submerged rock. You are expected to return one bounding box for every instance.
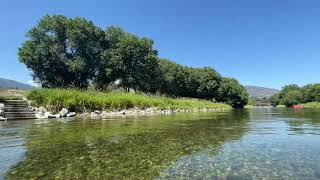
[35,111,55,119]
[66,112,76,117]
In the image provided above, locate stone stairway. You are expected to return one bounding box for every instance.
[3,100,35,120]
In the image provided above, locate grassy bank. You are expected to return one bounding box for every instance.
[301,102,320,108]
[27,89,231,112]
[0,96,6,102]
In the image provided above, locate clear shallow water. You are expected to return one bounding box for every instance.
[1,108,320,179]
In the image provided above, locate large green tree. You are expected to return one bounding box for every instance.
[157,59,189,96]
[19,15,104,89]
[279,84,301,99]
[94,26,126,90]
[302,83,320,103]
[96,27,159,92]
[158,59,222,99]
[216,78,249,108]
[270,93,281,107]
[281,90,303,107]
[187,67,221,99]
[19,15,250,109]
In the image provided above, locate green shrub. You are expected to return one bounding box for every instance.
[281,90,303,107]
[0,96,6,102]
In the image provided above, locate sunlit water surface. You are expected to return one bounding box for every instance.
[1,108,320,179]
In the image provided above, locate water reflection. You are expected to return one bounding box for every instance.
[6,110,250,179]
[3,108,320,179]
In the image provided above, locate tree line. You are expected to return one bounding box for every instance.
[271,83,320,107]
[18,15,248,108]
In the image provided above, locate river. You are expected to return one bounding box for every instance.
[1,108,320,179]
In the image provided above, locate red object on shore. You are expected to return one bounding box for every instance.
[292,105,303,109]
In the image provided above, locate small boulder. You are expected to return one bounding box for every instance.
[0,110,4,117]
[37,106,47,113]
[91,112,100,119]
[45,112,56,118]
[0,116,7,121]
[66,112,76,117]
[94,110,101,114]
[35,112,47,119]
[59,108,69,117]
[0,103,5,111]
[54,114,61,118]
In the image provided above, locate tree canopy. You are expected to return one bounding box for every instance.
[271,83,320,107]
[216,78,249,108]
[95,27,159,92]
[19,15,104,89]
[157,59,222,100]
[19,15,249,108]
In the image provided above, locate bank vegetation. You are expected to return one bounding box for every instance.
[19,15,248,108]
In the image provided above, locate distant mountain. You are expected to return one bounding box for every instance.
[245,86,280,97]
[0,78,34,89]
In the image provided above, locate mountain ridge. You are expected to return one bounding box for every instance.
[245,85,280,97]
[0,78,34,89]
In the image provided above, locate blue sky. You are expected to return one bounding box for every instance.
[1,0,320,89]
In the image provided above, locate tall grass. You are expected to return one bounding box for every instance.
[301,102,320,108]
[27,89,231,112]
[0,96,6,102]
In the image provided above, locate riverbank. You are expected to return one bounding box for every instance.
[27,89,231,118]
[301,102,320,108]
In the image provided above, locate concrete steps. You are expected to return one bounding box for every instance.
[2,100,35,120]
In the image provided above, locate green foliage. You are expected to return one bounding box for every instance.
[281,90,303,107]
[270,93,280,107]
[157,59,222,100]
[216,78,249,108]
[301,102,320,108]
[302,83,320,103]
[157,59,188,96]
[27,89,231,112]
[106,32,159,92]
[0,96,6,102]
[19,15,104,89]
[278,84,301,99]
[274,83,320,107]
[95,27,159,92]
[19,15,248,108]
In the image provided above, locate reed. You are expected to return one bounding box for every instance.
[27,89,231,112]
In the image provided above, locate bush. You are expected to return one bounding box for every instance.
[270,94,280,107]
[281,90,303,107]
[216,78,249,108]
[0,96,6,102]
